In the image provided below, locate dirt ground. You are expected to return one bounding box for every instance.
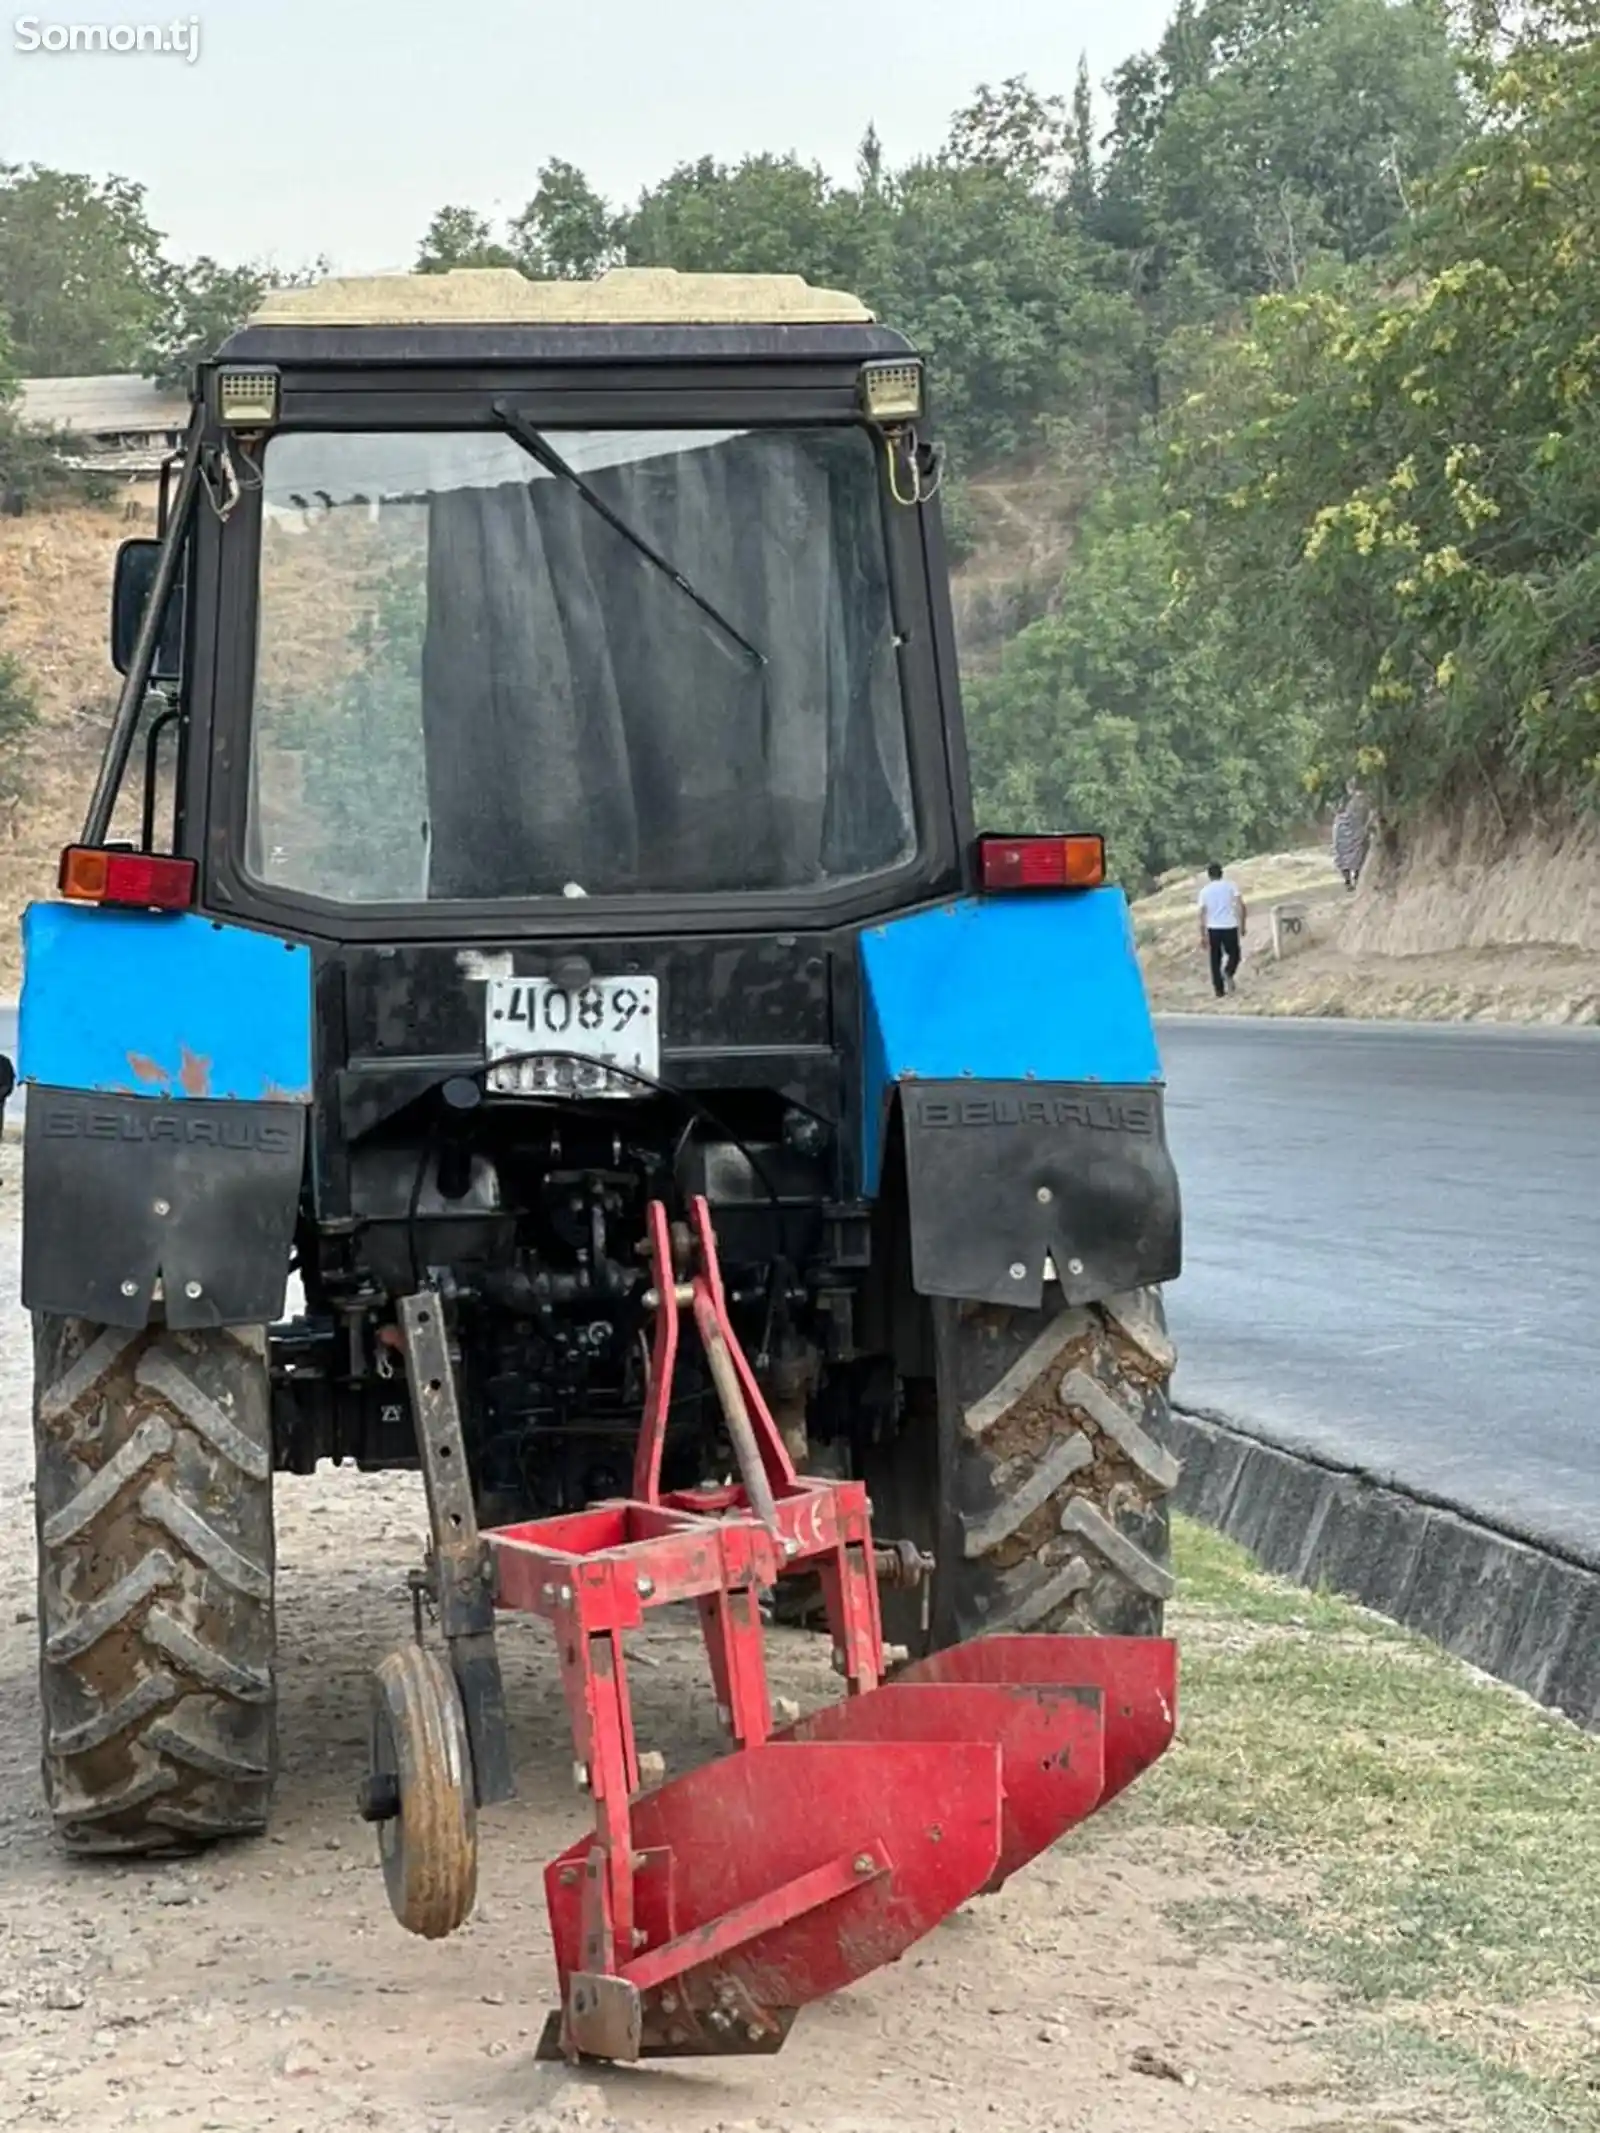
[1136,848,1600,1026]
[0,1141,1439,2133]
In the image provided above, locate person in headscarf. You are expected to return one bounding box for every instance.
[1332,780,1372,890]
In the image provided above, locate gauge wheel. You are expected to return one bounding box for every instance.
[368,1643,478,1939]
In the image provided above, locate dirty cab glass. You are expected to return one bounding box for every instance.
[246,426,916,903]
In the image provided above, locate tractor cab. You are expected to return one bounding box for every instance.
[100,267,959,933]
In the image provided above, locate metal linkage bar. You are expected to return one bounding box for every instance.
[397,1291,516,1808]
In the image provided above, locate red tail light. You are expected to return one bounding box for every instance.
[977,834,1106,891]
[59,846,196,912]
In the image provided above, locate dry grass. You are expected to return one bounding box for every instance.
[0,500,134,987]
[949,457,1088,676]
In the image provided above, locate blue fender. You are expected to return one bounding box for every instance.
[857,891,1178,1308]
[18,904,313,1328]
[19,902,313,1099]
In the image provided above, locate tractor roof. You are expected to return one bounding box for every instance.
[247,267,876,328]
[218,265,904,368]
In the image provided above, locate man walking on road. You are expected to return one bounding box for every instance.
[1198,862,1246,999]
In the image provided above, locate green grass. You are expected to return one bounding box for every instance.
[1135,1517,1600,2125]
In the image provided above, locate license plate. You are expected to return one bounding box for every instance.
[485,976,659,1097]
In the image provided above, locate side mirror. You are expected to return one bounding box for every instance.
[110,538,185,682]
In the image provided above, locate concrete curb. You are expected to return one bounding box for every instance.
[1167,1405,1600,1733]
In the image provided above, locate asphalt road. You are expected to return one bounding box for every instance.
[3,995,1595,1560]
[1160,1016,1600,1567]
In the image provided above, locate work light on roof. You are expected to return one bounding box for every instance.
[859,359,923,425]
[216,367,279,427]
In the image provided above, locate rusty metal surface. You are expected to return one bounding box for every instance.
[695,1291,780,1533]
[874,1537,935,1590]
[537,1999,797,2062]
[564,1972,642,2062]
[638,1975,796,2058]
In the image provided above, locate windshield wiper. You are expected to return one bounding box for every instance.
[490,398,766,669]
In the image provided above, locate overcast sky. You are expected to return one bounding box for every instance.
[2,0,1175,272]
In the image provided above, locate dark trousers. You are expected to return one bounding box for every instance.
[1207,927,1241,997]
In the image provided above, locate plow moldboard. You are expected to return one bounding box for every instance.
[896,1636,1177,1804]
[784,1680,1106,1887]
[545,1737,1004,2015]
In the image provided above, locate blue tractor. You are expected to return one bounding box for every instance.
[16,269,1179,2041]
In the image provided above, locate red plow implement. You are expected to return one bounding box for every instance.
[368,1198,1178,2064]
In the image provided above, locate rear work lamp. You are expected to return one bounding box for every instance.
[59,845,196,911]
[858,359,924,425]
[215,366,280,427]
[978,833,1106,891]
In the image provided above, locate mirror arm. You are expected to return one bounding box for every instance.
[83,408,205,847]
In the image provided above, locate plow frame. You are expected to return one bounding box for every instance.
[386,1193,1177,2063]
[488,1197,900,2055]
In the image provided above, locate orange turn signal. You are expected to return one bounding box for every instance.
[977,833,1106,892]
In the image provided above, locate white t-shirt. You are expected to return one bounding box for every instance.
[1198,878,1243,930]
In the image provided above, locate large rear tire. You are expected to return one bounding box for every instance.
[867,1288,1177,1653]
[32,1315,278,1854]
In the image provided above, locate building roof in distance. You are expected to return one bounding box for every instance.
[17,374,189,435]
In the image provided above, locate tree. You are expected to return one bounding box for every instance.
[414,116,1150,472]
[1102,0,1212,172]
[1164,0,1600,818]
[0,311,86,509]
[943,76,1070,187]
[0,165,164,374]
[508,160,618,279]
[966,480,1317,884]
[623,154,873,289]
[0,329,40,788]
[857,124,886,194]
[1066,57,1100,226]
[416,205,518,274]
[1101,0,1468,302]
[142,255,328,387]
[386,12,1537,867]
[872,160,1144,465]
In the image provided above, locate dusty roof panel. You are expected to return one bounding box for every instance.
[249,266,875,328]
